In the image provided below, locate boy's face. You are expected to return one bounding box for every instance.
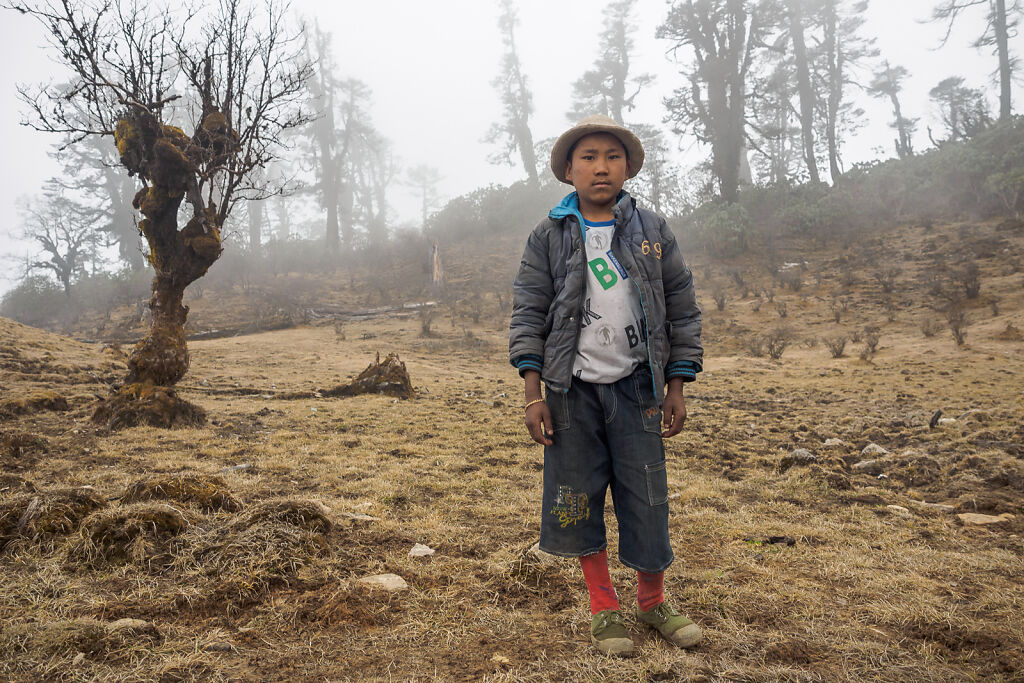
[565,132,631,211]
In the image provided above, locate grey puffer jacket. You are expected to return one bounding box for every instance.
[509,191,702,401]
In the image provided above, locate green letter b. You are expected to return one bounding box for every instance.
[589,258,618,290]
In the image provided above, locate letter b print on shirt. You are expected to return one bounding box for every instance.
[589,258,618,290]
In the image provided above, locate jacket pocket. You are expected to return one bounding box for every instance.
[545,390,571,432]
[645,461,669,506]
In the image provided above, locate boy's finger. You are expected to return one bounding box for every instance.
[662,410,685,438]
[540,407,554,444]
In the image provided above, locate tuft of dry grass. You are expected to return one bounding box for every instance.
[66,502,193,568]
[230,497,332,533]
[172,498,333,610]
[121,472,241,512]
[0,487,106,549]
[0,390,69,419]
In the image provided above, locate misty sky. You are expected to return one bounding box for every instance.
[0,0,1017,297]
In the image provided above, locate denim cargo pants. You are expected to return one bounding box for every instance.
[538,366,673,573]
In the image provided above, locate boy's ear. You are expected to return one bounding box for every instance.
[564,160,573,183]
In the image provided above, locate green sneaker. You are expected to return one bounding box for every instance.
[590,609,634,656]
[635,602,702,648]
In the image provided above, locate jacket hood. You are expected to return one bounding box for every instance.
[548,191,634,242]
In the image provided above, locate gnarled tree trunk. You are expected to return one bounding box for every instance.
[92,109,224,430]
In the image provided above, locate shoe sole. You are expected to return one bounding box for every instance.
[591,634,634,656]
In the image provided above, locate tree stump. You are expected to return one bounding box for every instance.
[323,353,413,399]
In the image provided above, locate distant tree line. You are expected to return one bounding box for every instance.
[3,0,1024,334]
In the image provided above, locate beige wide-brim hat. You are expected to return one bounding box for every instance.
[550,114,645,184]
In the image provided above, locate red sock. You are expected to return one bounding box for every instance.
[579,550,619,614]
[637,570,664,612]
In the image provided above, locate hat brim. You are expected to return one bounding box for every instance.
[550,123,645,184]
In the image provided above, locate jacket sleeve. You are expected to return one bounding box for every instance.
[658,216,703,381]
[509,223,554,377]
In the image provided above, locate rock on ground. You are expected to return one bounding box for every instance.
[779,448,818,473]
[357,573,409,592]
[958,513,1013,525]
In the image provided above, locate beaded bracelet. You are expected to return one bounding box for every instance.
[524,398,545,411]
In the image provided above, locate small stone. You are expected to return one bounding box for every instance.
[861,443,889,457]
[491,654,511,665]
[958,513,1009,525]
[409,543,435,557]
[852,459,884,475]
[357,573,409,592]
[822,438,848,449]
[778,448,818,472]
[886,505,911,515]
[938,418,957,426]
[72,652,86,666]
[204,642,235,652]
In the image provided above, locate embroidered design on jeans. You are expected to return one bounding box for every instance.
[550,485,589,528]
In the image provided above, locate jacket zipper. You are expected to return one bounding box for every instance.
[566,214,586,394]
[614,217,659,400]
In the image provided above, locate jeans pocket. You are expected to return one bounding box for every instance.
[632,371,663,435]
[645,461,669,506]
[546,391,571,432]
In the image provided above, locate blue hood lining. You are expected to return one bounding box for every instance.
[548,191,629,244]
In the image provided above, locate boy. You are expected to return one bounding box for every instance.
[509,115,703,656]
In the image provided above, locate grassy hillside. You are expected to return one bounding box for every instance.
[1,214,1023,681]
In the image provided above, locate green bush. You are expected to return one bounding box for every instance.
[426,179,565,240]
[677,116,1024,255]
[1,276,69,328]
[682,201,751,258]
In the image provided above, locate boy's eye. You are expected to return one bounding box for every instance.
[581,155,595,161]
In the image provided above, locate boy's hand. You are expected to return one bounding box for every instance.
[662,391,687,438]
[525,401,554,446]
[522,370,553,446]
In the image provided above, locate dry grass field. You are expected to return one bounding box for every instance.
[1,218,1023,681]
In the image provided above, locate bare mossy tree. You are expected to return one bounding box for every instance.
[485,0,538,186]
[658,0,771,202]
[566,0,653,124]
[18,181,101,297]
[931,0,1021,122]
[8,0,312,429]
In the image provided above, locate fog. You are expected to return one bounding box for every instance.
[0,0,1016,299]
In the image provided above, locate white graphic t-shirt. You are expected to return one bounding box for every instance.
[573,218,647,383]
